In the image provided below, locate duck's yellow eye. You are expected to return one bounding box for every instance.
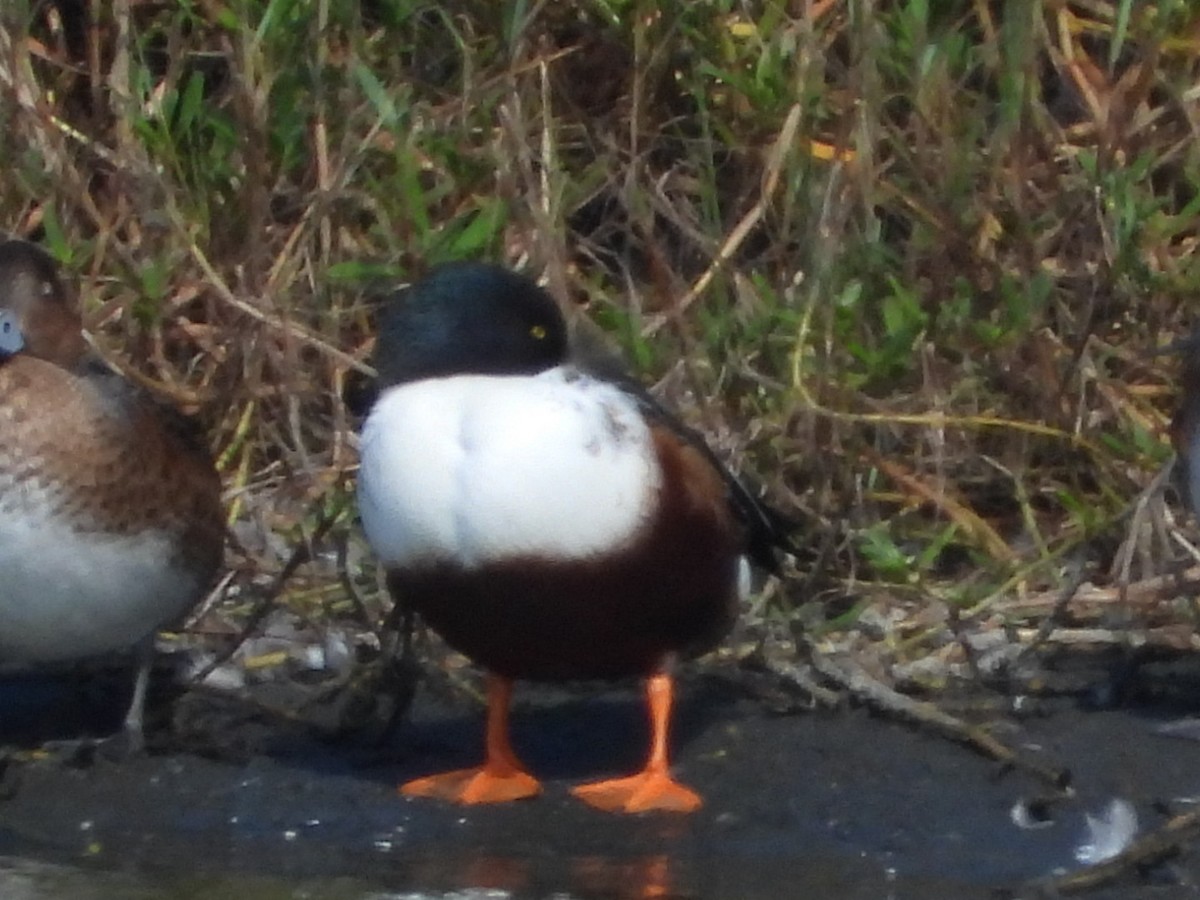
[530,324,547,340]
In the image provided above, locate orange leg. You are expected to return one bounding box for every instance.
[400,674,541,804]
[571,672,701,814]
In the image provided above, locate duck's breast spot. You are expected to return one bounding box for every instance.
[358,369,659,568]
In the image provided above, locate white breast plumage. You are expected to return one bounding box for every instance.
[0,502,201,665]
[357,366,660,569]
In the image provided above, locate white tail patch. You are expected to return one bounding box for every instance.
[358,368,660,568]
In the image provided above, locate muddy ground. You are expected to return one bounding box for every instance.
[1,652,1200,899]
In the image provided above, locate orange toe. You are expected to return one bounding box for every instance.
[571,770,702,814]
[400,674,541,806]
[401,765,541,805]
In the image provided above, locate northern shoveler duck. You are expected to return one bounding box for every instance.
[352,262,791,814]
[0,239,223,752]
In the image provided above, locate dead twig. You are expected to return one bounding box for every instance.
[807,647,1070,792]
[190,501,342,684]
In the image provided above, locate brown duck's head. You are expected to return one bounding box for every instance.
[0,239,88,369]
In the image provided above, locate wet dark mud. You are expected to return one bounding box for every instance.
[0,661,1199,898]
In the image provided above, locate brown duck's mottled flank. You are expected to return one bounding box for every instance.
[0,242,223,582]
[0,356,222,573]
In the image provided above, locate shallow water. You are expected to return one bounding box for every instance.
[0,671,1196,898]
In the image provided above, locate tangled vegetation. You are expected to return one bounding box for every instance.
[2,0,1199,705]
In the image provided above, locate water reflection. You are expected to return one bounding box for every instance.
[573,854,676,898]
[409,851,686,898]
[0,845,986,899]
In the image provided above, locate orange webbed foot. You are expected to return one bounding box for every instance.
[571,770,702,814]
[400,673,541,806]
[401,764,541,805]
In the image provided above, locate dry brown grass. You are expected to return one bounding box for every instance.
[2,1,1200,703]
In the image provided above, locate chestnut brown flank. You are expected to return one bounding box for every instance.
[388,424,744,681]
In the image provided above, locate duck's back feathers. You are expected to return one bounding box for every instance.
[570,320,794,572]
